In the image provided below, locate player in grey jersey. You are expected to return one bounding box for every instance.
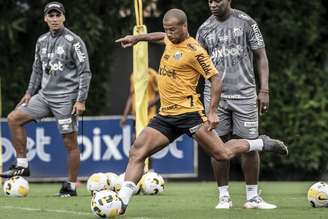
[197,0,275,209]
[0,2,91,197]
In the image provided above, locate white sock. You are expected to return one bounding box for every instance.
[118,181,137,205]
[218,185,230,198]
[246,184,258,200]
[68,181,76,190]
[16,158,28,168]
[247,139,263,152]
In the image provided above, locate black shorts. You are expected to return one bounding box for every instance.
[148,111,207,143]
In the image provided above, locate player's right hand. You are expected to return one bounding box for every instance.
[207,111,219,131]
[17,93,31,107]
[115,35,138,48]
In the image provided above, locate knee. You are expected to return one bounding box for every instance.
[212,150,232,161]
[7,111,21,126]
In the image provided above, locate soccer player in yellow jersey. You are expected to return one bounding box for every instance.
[115,8,288,215]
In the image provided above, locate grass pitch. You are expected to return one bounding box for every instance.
[0,181,327,219]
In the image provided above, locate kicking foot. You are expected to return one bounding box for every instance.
[260,135,288,155]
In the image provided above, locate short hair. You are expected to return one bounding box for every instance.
[163,9,187,25]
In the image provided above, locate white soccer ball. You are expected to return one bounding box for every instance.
[105,172,121,192]
[91,190,122,218]
[308,181,328,208]
[141,171,165,195]
[3,176,29,197]
[87,172,109,195]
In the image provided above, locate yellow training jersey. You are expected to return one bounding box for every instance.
[158,36,219,116]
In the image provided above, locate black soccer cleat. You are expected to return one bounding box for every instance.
[260,135,288,155]
[57,181,77,197]
[0,164,30,178]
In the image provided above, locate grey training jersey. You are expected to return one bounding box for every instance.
[196,9,265,100]
[27,27,91,102]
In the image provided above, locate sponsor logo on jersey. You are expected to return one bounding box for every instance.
[64,34,74,41]
[49,60,64,72]
[251,24,264,46]
[173,51,183,60]
[73,42,86,62]
[56,46,65,55]
[211,45,243,59]
[195,53,212,75]
[159,65,176,79]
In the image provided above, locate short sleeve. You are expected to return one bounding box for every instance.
[192,47,218,80]
[246,19,265,50]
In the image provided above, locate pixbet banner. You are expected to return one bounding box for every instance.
[0,116,197,180]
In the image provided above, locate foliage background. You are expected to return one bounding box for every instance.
[1,0,327,179]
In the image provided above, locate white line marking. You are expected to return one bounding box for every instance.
[0,205,154,218]
[0,205,90,215]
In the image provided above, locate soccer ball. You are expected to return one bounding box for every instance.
[3,176,29,197]
[307,182,328,208]
[105,172,121,192]
[91,190,122,218]
[87,172,109,195]
[141,171,165,195]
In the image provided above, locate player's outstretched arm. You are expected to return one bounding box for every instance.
[115,32,166,48]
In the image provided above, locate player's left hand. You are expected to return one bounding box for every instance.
[115,35,138,48]
[257,90,269,115]
[207,111,219,131]
[71,101,86,116]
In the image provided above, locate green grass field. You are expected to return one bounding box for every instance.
[0,181,327,219]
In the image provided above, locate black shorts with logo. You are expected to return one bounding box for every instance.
[148,111,207,143]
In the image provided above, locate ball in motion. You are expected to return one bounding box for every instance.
[3,176,29,197]
[91,190,122,218]
[307,181,328,208]
[141,171,165,195]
